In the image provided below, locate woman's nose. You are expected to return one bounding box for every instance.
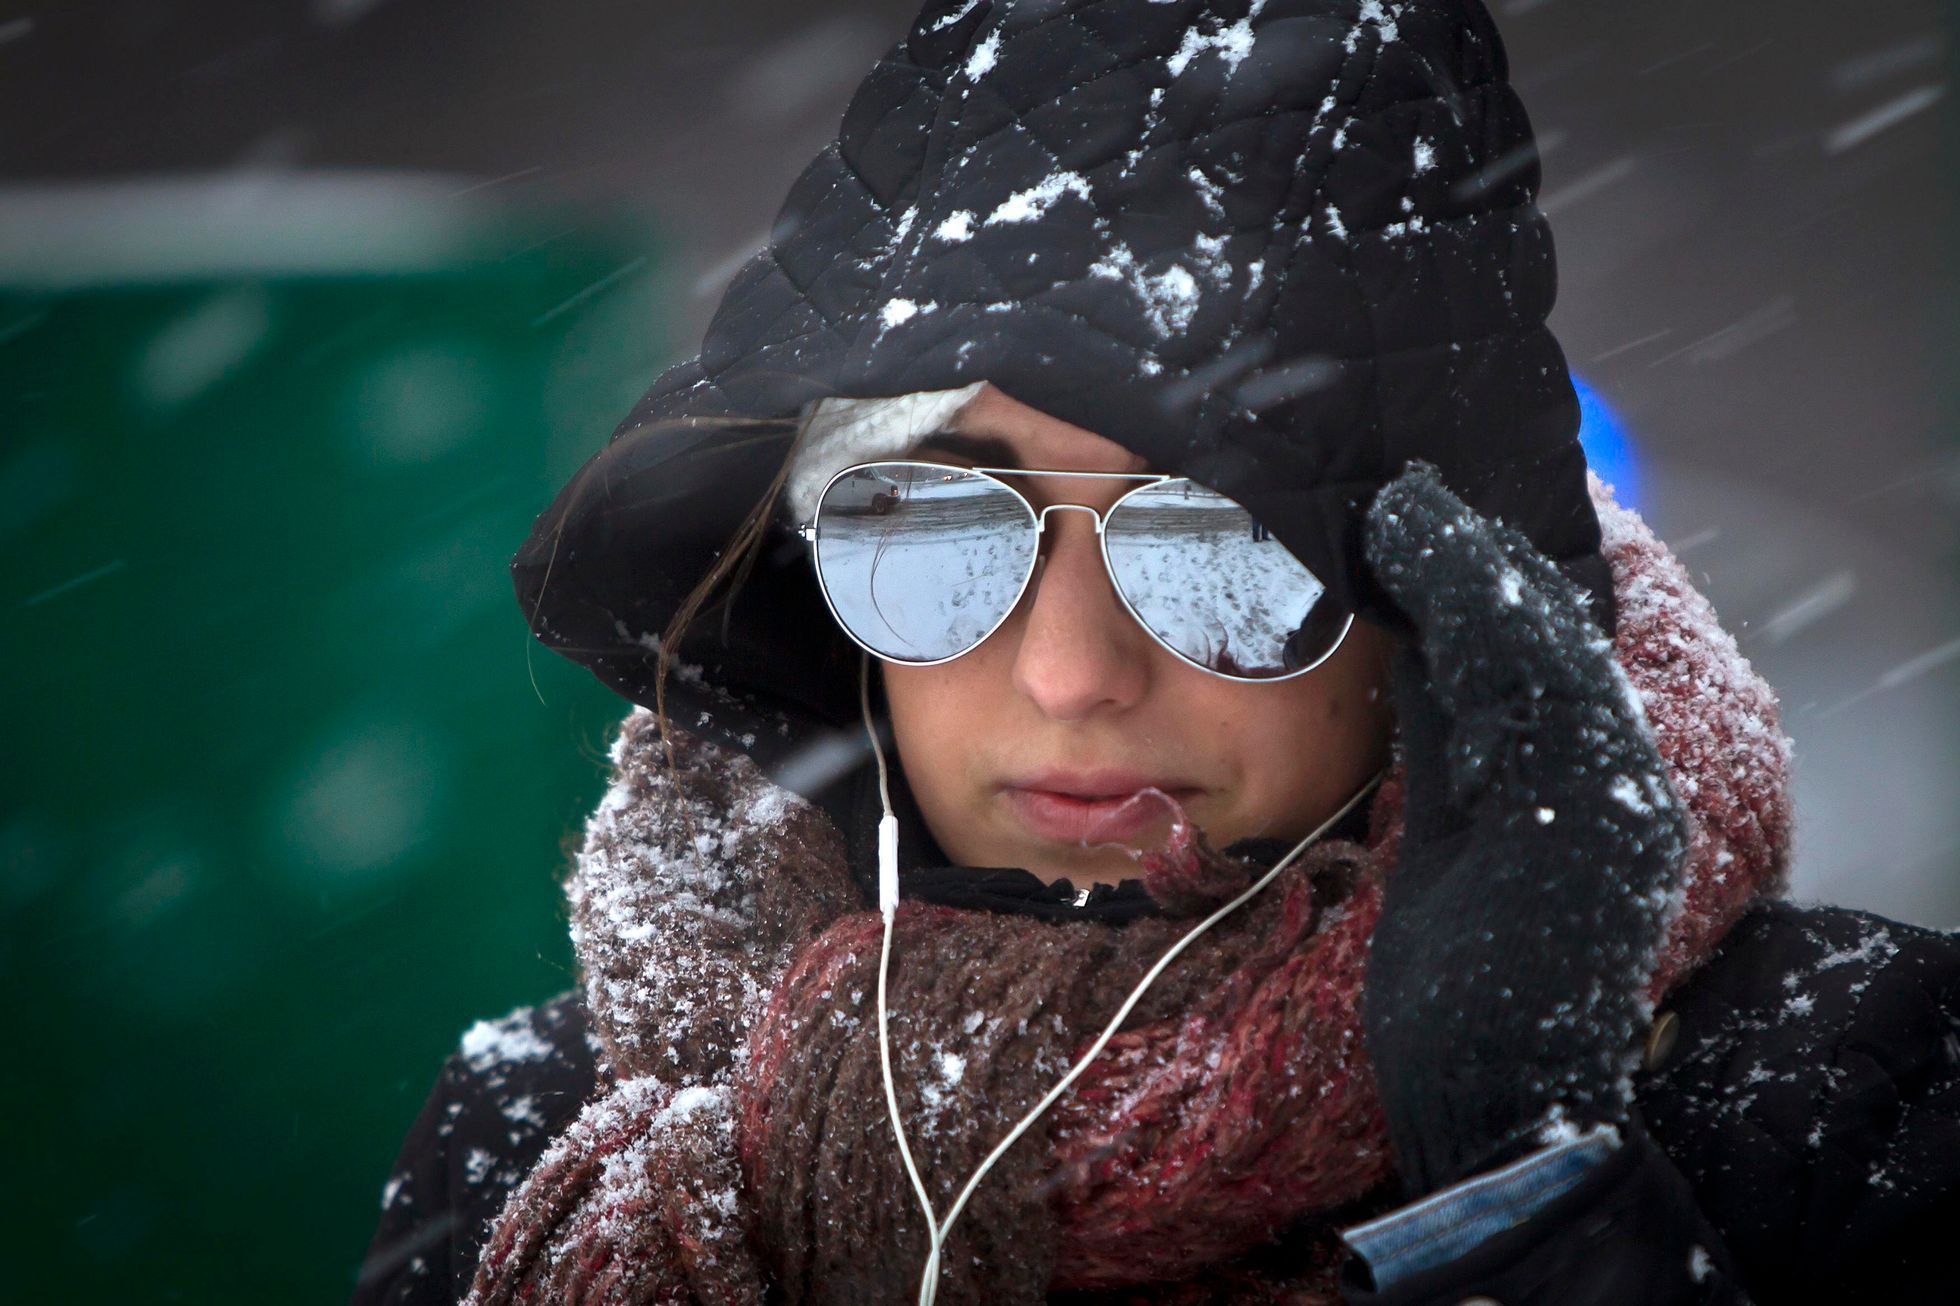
[1007,510,1151,720]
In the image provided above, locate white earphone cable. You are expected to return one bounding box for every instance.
[863,655,942,1268]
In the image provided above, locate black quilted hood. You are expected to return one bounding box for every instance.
[513,0,1611,772]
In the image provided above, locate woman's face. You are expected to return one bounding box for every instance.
[881,384,1396,887]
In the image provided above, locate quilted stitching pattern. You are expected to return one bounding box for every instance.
[622,1,1593,621]
[516,1,1611,735]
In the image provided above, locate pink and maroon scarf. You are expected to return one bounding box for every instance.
[466,481,1792,1304]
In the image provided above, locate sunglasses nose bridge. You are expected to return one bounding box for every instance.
[1023,501,1135,637]
[1031,501,1111,533]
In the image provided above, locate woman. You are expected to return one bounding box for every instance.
[353,2,1960,1302]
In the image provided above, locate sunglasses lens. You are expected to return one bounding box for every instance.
[1103,480,1349,679]
[813,463,1037,663]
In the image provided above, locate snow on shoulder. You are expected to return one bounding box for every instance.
[460,1007,556,1075]
[1589,473,1795,993]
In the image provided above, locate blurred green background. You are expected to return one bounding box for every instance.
[0,180,656,1301]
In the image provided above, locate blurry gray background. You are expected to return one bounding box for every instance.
[0,1,1952,1299]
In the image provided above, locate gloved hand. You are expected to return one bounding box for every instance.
[1359,462,1690,1196]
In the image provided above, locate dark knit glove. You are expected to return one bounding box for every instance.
[1359,463,1690,1196]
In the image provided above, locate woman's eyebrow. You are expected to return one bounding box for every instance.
[911,429,1020,467]
[911,427,1158,478]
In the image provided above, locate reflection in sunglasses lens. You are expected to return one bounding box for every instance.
[814,464,1037,663]
[813,465,1347,678]
[1102,480,1344,678]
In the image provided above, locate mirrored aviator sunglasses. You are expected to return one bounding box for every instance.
[796,460,1354,682]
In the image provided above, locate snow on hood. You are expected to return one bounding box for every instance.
[1585,472,1793,988]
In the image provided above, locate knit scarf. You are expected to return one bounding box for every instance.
[466,481,1793,1304]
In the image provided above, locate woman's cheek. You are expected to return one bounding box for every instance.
[886,663,984,818]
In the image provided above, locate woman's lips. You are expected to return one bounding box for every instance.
[1001,775,1201,845]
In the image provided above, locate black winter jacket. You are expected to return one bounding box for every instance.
[352,893,1960,1305]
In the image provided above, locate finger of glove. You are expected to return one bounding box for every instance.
[1363,465,1681,822]
[1364,463,1620,717]
[1386,645,1469,848]
[1384,645,1679,853]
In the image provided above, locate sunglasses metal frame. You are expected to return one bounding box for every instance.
[795,459,1355,682]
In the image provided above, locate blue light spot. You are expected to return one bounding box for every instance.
[1573,374,1641,510]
